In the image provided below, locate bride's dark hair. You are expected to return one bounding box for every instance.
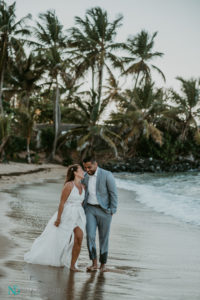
[65,164,80,184]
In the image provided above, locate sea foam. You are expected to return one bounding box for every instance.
[115,174,200,226]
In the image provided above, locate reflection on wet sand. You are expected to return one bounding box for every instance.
[79,272,105,300]
[23,264,106,300]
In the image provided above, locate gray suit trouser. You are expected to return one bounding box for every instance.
[85,204,112,264]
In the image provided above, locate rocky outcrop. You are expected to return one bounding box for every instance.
[101,157,200,173]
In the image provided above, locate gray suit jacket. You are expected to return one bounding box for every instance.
[82,167,118,214]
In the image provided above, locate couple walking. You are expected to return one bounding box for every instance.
[24,156,118,272]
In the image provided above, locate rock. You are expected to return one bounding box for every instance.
[184,154,195,162]
[149,165,155,172]
[101,156,200,173]
[138,159,145,164]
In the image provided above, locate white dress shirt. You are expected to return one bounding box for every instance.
[87,167,99,205]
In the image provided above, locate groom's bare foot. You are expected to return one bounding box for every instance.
[86,258,98,272]
[86,265,98,272]
[99,264,108,272]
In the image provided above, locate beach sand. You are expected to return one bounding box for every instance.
[0,162,66,190]
[0,164,200,299]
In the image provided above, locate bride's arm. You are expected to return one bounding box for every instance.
[54,182,73,227]
[81,184,86,207]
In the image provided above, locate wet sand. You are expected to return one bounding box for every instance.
[0,173,200,299]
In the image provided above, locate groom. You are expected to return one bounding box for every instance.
[82,156,118,272]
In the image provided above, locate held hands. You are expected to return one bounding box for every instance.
[54,219,61,227]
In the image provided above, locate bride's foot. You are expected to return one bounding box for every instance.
[70,266,81,272]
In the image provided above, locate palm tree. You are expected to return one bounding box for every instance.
[68,7,125,103]
[15,108,35,163]
[123,30,165,89]
[0,115,11,160]
[108,82,166,155]
[170,77,200,143]
[33,10,69,160]
[4,49,45,163]
[0,1,31,115]
[58,90,121,158]
[8,50,45,109]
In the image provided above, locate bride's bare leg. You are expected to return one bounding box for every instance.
[70,226,83,271]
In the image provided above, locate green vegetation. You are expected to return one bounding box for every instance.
[0,1,200,164]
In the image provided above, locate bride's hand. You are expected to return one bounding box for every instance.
[54,219,60,227]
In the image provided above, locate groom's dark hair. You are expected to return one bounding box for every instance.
[83,156,97,164]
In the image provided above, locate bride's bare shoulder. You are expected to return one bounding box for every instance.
[63,181,74,191]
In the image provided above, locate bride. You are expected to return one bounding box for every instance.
[24,164,86,271]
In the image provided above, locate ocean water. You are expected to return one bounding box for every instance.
[115,172,200,227]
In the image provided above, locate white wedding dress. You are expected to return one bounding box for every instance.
[24,182,86,268]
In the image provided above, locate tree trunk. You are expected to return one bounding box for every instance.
[89,136,95,156]
[98,52,104,104]
[36,130,41,149]
[0,35,7,117]
[129,70,141,104]
[134,70,140,90]
[92,65,95,91]
[0,66,5,116]
[0,136,9,160]
[180,110,193,141]
[27,136,31,164]
[51,82,60,160]
[0,136,9,153]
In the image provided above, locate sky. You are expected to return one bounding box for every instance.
[6,0,200,92]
